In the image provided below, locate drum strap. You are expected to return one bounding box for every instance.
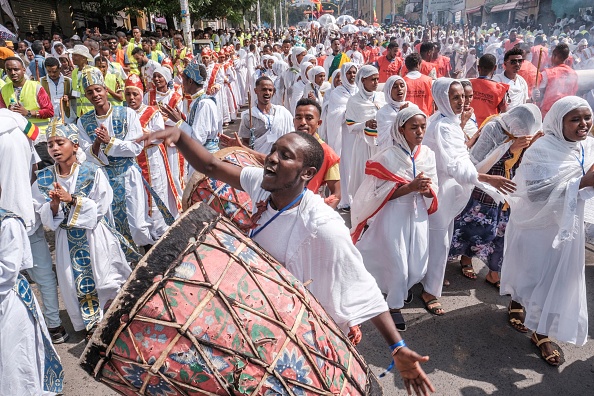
[249,188,306,238]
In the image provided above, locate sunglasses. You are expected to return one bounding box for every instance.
[509,59,524,65]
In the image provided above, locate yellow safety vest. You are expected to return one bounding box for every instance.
[1,80,49,132]
[105,73,124,106]
[126,40,142,75]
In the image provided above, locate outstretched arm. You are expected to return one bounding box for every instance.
[137,126,243,190]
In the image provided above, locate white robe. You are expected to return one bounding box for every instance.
[32,164,132,331]
[0,216,57,396]
[240,167,388,332]
[77,106,156,246]
[238,104,294,155]
[136,106,178,237]
[205,62,227,123]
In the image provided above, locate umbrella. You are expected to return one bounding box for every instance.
[318,14,336,27]
[336,15,355,25]
[0,24,16,41]
[308,21,321,29]
[325,23,340,32]
[354,19,368,27]
[340,24,359,34]
[361,27,375,34]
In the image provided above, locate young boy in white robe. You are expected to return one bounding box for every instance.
[124,74,178,238]
[501,97,594,366]
[0,208,64,395]
[352,105,438,331]
[76,67,157,250]
[32,122,132,335]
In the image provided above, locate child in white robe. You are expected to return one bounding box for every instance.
[32,122,132,334]
[352,105,438,331]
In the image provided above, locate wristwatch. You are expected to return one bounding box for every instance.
[27,110,31,118]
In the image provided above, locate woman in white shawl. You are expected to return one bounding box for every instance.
[345,65,386,200]
[302,66,330,104]
[283,47,306,111]
[325,63,358,209]
[288,61,313,116]
[421,78,514,316]
[318,69,341,142]
[50,41,66,58]
[459,79,479,144]
[377,75,409,151]
[352,105,438,331]
[501,97,594,366]
[449,104,542,288]
[271,60,288,106]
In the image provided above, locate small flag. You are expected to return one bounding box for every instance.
[23,120,39,141]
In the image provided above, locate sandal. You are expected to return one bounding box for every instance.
[404,291,414,304]
[531,333,563,366]
[390,309,407,331]
[508,302,529,333]
[422,298,445,316]
[460,263,477,279]
[485,278,500,290]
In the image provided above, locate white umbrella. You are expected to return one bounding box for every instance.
[336,15,355,25]
[340,24,359,34]
[361,27,375,34]
[318,14,336,27]
[325,23,340,32]
[308,21,321,29]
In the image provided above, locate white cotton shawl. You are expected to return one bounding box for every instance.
[324,76,358,154]
[318,69,341,141]
[289,62,312,115]
[340,62,358,93]
[377,75,409,150]
[472,104,542,173]
[506,96,594,247]
[424,78,504,220]
[345,65,385,144]
[351,105,438,241]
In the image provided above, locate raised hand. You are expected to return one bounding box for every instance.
[510,135,532,153]
[408,172,432,194]
[136,126,182,148]
[95,125,111,144]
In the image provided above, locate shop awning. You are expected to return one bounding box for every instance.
[466,6,482,14]
[490,2,518,13]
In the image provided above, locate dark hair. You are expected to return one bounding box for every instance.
[296,98,322,117]
[478,54,497,72]
[249,44,256,51]
[255,75,273,88]
[552,43,570,61]
[387,42,399,50]
[460,79,472,89]
[504,47,524,61]
[116,31,126,39]
[405,53,422,70]
[282,39,291,45]
[31,40,44,55]
[131,47,144,56]
[4,56,24,67]
[419,42,434,57]
[331,37,341,45]
[95,56,109,65]
[291,131,324,173]
[107,35,117,42]
[132,26,141,32]
[44,57,60,68]
[100,45,109,52]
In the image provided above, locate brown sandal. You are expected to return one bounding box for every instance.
[531,333,562,366]
[460,263,477,279]
[508,302,529,333]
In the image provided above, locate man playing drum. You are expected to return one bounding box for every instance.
[139,125,435,396]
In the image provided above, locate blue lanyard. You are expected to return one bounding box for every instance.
[256,107,273,132]
[576,144,585,175]
[249,188,307,238]
[399,144,416,177]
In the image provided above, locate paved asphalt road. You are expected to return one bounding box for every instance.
[34,115,594,395]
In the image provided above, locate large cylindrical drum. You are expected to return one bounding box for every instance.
[80,203,382,395]
[181,147,262,231]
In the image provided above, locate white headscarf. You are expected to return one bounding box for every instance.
[272,60,288,77]
[383,75,407,110]
[391,104,426,152]
[261,54,273,69]
[431,78,458,119]
[153,65,173,84]
[302,54,316,65]
[51,41,65,58]
[299,61,313,82]
[355,65,379,99]
[306,65,325,87]
[330,69,341,88]
[290,46,307,68]
[340,62,357,92]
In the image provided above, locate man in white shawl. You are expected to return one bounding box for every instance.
[345,65,386,201]
[421,78,514,315]
[0,208,64,395]
[501,97,594,366]
[377,75,410,150]
[238,76,293,155]
[139,127,436,395]
[325,63,358,209]
[351,105,438,331]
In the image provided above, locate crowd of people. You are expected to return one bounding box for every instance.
[0,14,593,395]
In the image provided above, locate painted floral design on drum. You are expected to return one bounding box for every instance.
[121,363,176,396]
[264,349,313,395]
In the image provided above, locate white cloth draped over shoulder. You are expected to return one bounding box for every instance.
[288,61,312,116]
[501,96,594,345]
[318,69,341,142]
[376,75,409,151]
[471,104,542,172]
[251,104,294,155]
[345,65,386,199]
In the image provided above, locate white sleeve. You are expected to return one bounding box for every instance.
[0,218,31,295]
[65,169,113,230]
[239,166,267,207]
[104,109,144,158]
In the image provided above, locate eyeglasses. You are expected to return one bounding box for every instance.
[509,59,524,65]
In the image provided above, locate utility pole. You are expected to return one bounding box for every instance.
[257,0,261,28]
[179,0,192,55]
[274,8,277,30]
[280,4,283,28]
